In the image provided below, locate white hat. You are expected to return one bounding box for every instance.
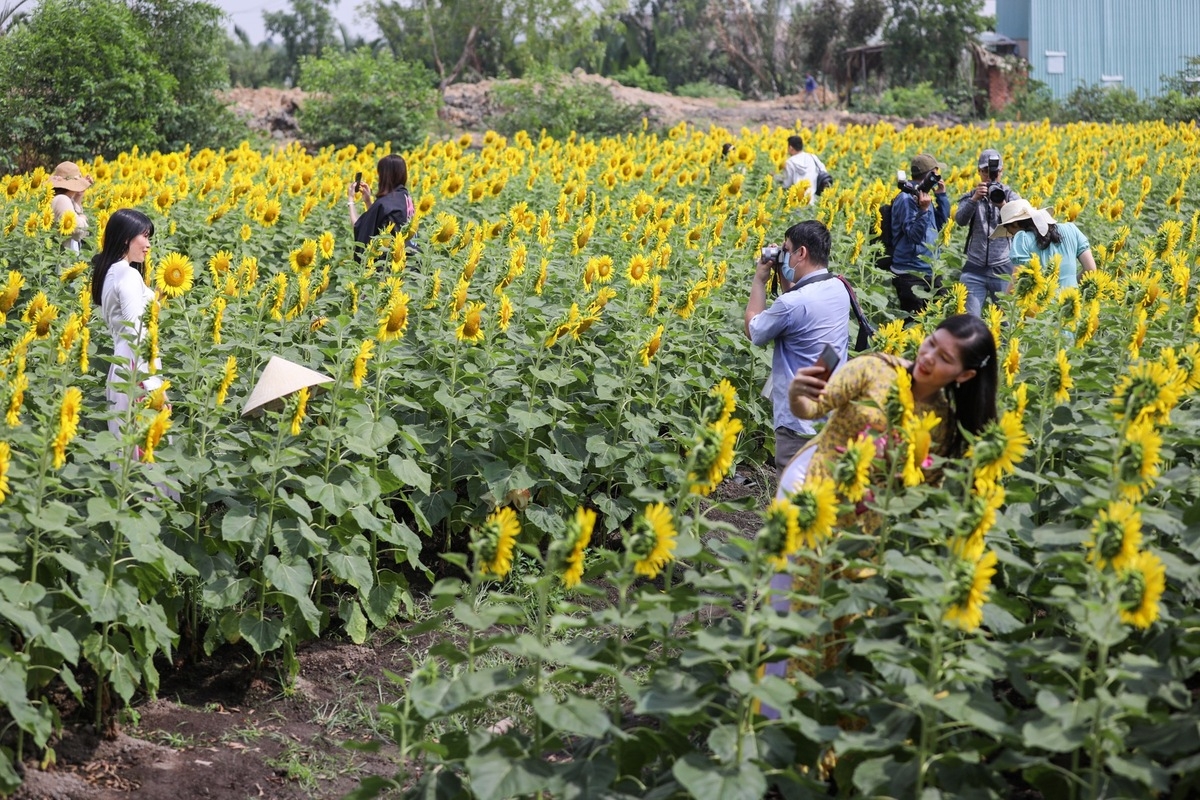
[991,200,1056,239]
[241,356,333,417]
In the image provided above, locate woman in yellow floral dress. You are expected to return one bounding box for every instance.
[760,314,997,715]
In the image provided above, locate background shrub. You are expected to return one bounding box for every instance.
[673,80,742,100]
[297,47,440,150]
[853,81,949,117]
[610,59,667,93]
[489,68,649,138]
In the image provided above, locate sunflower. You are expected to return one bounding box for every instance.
[78,327,89,374]
[289,239,318,272]
[759,498,800,570]
[6,371,27,427]
[1010,382,1029,417]
[352,338,375,389]
[627,254,652,286]
[378,291,411,341]
[886,366,915,428]
[1087,500,1142,571]
[0,271,23,312]
[57,313,80,364]
[474,506,521,579]
[216,356,237,406]
[647,275,662,317]
[627,502,677,578]
[1115,420,1161,502]
[1111,361,1182,425]
[290,387,309,436]
[0,441,9,504]
[1174,343,1200,392]
[211,297,225,345]
[423,269,442,310]
[450,275,469,318]
[639,324,664,367]
[787,476,838,549]
[318,231,335,260]
[970,411,1030,492]
[705,379,737,425]
[144,379,171,412]
[1002,337,1021,387]
[441,173,464,198]
[497,293,513,332]
[431,212,459,246]
[688,417,743,496]
[52,386,82,469]
[951,484,1005,561]
[1053,349,1073,404]
[142,408,171,463]
[32,303,59,339]
[943,550,997,634]
[553,506,596,589]
[832,434,876,503]
[156,253,195,299]
[1117,550,1166,629]
[901,410,941,487]
[209,250,234,277]
[58,209,77,237]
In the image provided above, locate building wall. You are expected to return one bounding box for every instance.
[996,0,1199,98]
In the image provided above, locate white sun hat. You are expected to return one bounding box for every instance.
[241,355,333,417]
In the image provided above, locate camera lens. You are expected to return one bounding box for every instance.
[988,184,1007,205]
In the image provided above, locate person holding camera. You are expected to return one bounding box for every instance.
[744,220,850,473]
[776,135,827,206]
[890,153,951,315]
[955,149,1022,316]
[349,154,415,262]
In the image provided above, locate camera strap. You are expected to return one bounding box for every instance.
[784,272,876,352]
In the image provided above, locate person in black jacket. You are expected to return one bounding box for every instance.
[348,154,415,261]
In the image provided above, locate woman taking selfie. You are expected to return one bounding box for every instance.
[348,154,415,262]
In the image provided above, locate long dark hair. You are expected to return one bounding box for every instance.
[1016,217,1063,250]
[936,314,998,457]
[376,154,408,198]
[90,208,154,306]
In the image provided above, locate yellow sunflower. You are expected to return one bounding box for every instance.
[689,417,743,496]
[216,356,237,406]
[951,484,1005,562]
[970,411,1030,492]
[0,271,24,312]
[1117,550,1166,629]
[901,410,942,488]
[431,212,460,246]
[289,239,318,272]
[378,291,411,341]
[51,386,82,469]
[627,254,652,286]
[832,434,876,503]
[497,293,513,332]
[627,502,677,578]
[290,387,309,436]
[554,506,596,589]
[639,325,664,367]
[352,338,375,389]
[318,231,336,259]
[456,301,485,344]
[787,476,838,549]
[759,498,800,570]
[142,408,171,464]
[156,253,195,299]
[887,366,915,428]
[208,250,234,277]
[1112,361,1182,425]
[0,441,10,504]
[1087,500,1142,571]
[1053,349,1073,404]
[1002,337,1021,387]
[943,550,998,634]
[33,304,59,338]
[475,506,521,579]
[706,379,737,425]
[1115,420,1161,502]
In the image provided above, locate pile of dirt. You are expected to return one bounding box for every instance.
[221,74,950,145]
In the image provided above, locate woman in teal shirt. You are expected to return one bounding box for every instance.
[993,200,1096,288]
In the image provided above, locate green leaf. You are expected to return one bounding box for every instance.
[326,550,374,593]
[388,454,432,494]
[465,753,557,800]
[672,753,766,800]
[341,599,369,645]
[239,609,286,655]
[263,555,313,601]
[532,695,615,737]
[509,406,554,434]
[536,446,584,484]
[365,571,407,628]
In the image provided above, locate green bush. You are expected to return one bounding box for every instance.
[489,69,649,139]
[674,80,742,100]
[993,75,1059,121]
[297,47,440,150]
[1059,83,1151,123]
[854,81,949,117]
[0,0,175,171]
[610,59,668,93]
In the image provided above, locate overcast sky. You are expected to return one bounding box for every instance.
[212,0,374,44]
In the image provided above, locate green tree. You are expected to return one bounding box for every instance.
[264,0,339,86]
[296,47,439,148]
[0,0,174,171]
[227,26,280,88]
[131,0,238,151]
[882,0,985,90]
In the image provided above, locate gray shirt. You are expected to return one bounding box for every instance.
[955,185,1022,276]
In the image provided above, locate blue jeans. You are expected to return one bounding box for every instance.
[961,271,1010,317]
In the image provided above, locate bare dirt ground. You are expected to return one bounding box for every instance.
[222,74,943,145]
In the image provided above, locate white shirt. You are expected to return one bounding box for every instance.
[781,152,826,205]
[100,260,160,382]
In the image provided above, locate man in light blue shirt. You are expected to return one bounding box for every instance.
[744,220,850,473]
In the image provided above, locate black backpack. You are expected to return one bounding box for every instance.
[815,169,834,196]
[872,196,897,271]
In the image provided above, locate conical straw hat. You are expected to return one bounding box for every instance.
[241,355,333,417]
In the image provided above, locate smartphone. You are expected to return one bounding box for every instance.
[817,342,840,378]
[353,171,363,193]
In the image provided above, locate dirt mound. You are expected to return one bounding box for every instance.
[222,74,949,145]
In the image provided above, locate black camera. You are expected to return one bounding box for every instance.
[761,245,783,266]
[985,157,1006,204]
[898,169,941,196]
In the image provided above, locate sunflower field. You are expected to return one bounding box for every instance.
[1,119,1200,798]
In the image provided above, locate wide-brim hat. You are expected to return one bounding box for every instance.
[49,161,90,193]
[241,356,333,417]
[991,200,1056,238]
[909,153,948,179]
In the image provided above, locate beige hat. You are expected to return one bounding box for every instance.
[991,200,1056,238]
[241,356,333,417]
[49,161,91,193]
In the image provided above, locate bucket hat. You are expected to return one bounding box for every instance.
[991,200,1056,238]
[49,162,91,193]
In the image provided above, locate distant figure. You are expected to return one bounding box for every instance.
[804,73,817,106]
[49,161,93,254]
[349,154,415,262]
[776,134,827,207]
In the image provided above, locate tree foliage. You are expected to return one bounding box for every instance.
[882,0,985,90]
[296,47,440,149]
[264,0,339,86]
